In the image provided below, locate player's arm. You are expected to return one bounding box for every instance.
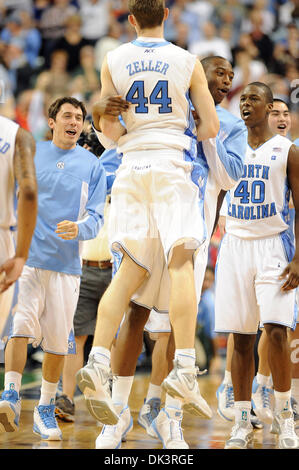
[92,96,129,131]
[280,145,299,291]
[0,128,38,293]
[189,60,220,141]
[99,56,127,142]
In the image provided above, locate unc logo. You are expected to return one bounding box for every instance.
[57,161,64,169]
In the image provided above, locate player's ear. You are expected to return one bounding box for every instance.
[128,14,137,28]
[164,8,169,21]
[266,102,273,114]
[48,117,55,130]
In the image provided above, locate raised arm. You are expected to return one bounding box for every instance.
[0,127,37,293]
[99,56,127,142]
[280,144,299,291]
[189,60,220,141]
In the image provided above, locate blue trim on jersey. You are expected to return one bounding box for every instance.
[183,91,197,161]
[293,138,299,146]
[132,39,170,48]
[248,135,277,152]
[279,178,295,262]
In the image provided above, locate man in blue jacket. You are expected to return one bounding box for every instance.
[0,97,106,441]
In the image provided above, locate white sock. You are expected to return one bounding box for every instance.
[4,371,22,394]
[256,373,271,387]
[234,401,251,425]
[223,370,232,385]
[39,378,58,406]
[165,393,182,410]
[291,378,299,403]
[111,376,134,407]
[90,346,110,366]
[274,389,292,414]
[146,383,162,401]
[175,348,196,368]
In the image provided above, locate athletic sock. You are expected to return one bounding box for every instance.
[112,375,134,407]
[4,371,22,395]
[256,372,271,387]
[274,389,292,414]
[234,401,252,425]
[175,348,196,368]
[39,378,58,406]
[146,383,162,401]
[165,393,182,410]
[223,370,232,385]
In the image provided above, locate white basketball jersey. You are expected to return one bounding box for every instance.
[107,37,197,159]
[226,134,293,239]
[0,116,19,229]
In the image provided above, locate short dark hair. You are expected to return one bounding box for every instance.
[48,97,87,121]
[248,82,273,104]
[272,98,289,108]
[201,56,231,70]
[128,0,165,29]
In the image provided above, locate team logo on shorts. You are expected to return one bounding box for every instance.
[57,161,65,169]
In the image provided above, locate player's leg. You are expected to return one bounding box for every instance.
[290,320,299,426]
[163,244,212,419]
[251,329,273,423]
[96,302,149,449]
[216,333,235,421]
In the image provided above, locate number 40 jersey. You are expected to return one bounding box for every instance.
[225,134,294,246]
[107,37,197,159]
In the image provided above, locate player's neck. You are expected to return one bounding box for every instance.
[247,123,274,149]
[137,25,164,39]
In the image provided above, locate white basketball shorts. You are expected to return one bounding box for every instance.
[215,234,297,334]
[109,155,205,272]
[11,266,80,355]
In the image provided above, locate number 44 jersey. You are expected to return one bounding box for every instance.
[107,37,197,159]
[225,134,294,245]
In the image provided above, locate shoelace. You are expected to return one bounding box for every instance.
[225,385,234,408]
[169,419,183,442]
[39,407,58,429]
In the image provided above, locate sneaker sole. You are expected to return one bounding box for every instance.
[225,434,254,449]
[76,369,118,425]
[33,424,62,441]
[162,381,212,419]
[0,403,19,433]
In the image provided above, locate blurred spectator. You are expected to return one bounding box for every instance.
[14,88,33,129]
[3,36,34,95]
[189,21,232,61]
[213,0,245,47]
[53,14,89,72]
[94,20,122,72]
[73,45,99,99]
[244,8,274,67]
[34,48,70,97]
[279,0,299,27]
[39,0,77,66]
[18,10,41,67]
[78,0,112,45]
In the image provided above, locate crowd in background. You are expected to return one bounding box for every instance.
[0,0,297,142]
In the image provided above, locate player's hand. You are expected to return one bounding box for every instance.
[55,220,79,240]
[0,257,26,293]
[93,96,130,118]
[280,258,299,292]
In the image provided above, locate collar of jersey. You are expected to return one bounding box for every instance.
[132,36,170,47]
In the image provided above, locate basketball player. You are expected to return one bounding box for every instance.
[0,97,107,441]
[91,56,247,449]
[0,116,37,294]
[215,82,299,449]
[76,0,219,429]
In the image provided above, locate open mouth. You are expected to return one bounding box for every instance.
[277,124,286,129]
[242,110,251,119]
[66,130,77,136]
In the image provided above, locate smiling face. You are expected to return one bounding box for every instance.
[48,102,84,150]
[203,57,234,105]
[268,100,291,137]
[239,84,273,128]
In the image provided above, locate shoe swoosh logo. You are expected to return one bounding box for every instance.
[181,373,195,391]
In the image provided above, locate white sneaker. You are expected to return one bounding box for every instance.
[225,422,254,449]
[33,405,62,441]
[95,404,133,449]
[137,397,161,435]
[162,361,212,419]
[149,407,189,449]
[216,382,234,422]
[251,377,273,424]
[0,389,21,433]
[76,356,118,425]
[273,410,299,449]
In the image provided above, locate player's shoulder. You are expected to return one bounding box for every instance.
[75,144,101,164]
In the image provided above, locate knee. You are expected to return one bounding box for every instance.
[266,325,288,349]
[233,334,255,355]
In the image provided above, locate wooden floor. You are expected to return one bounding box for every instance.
[0,371,288,451]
